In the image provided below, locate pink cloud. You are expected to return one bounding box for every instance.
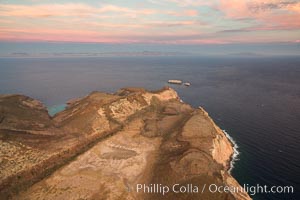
[0,26,221,44]
[165,0,215,7]
[0,3,156,18]
[0,28,133,43]
[144,20,200,27]
[0,3,95,17]
[167,9,198,17]
[184,9,198,16]
[264,13,300,29]
[0,24,296,44]
[219,0,300,17]
[0,1,299,44]
[219,0,250,19]
[219,0,300,30]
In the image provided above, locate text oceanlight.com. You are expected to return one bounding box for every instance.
[136,183,294,196]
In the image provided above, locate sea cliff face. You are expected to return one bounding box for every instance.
[0,88,250,200]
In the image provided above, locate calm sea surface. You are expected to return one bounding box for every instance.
[0,56,299,199]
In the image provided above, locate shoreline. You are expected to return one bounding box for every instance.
[222,130,240,173]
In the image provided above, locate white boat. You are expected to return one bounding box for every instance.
[184,82,191,86]
[168,80,182,84]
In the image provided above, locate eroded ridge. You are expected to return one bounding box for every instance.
[0,87,250,200]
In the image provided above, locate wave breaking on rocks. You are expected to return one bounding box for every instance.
[222,130,240,173]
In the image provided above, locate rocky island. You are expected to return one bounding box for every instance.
[0,87,250,200]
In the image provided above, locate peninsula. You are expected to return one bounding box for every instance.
[0,87,250,200]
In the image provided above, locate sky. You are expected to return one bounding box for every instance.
[0,0,299,56]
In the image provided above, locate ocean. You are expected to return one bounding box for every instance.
[0,56,299,199]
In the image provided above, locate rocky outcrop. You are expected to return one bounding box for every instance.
[0,87,250,200]
[197,107,234,169]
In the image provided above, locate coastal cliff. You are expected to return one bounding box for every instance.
[0,88,250,200]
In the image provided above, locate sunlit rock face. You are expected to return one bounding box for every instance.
[0,87,250,200]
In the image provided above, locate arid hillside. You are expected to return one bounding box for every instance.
[0,88,250,200]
